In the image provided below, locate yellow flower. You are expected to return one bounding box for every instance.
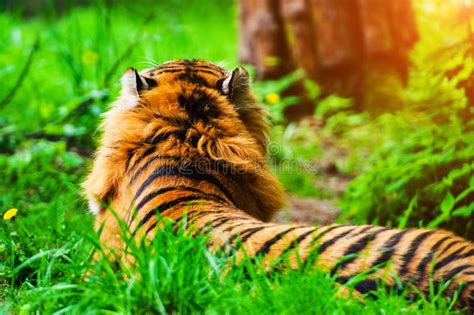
[81,50,99,65]
[265,93,280,104]
[3,208,18,220]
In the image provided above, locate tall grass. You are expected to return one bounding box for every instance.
[2,212,461,314]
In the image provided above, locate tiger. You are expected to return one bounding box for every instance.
[83,59,474,311]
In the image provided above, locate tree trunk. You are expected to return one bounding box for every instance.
[238,0,418,120]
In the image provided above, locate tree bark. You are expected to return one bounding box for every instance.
[238,0,418,120]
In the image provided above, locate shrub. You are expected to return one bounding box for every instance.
[340,30,474,239]
[341,112,474,240]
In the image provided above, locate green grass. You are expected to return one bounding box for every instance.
[0,1,471,314]
[0,212,462,314]
[0,0,237,146]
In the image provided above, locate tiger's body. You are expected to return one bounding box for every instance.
[84,60,474,311]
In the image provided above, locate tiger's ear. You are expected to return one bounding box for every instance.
[119,67,156,108]
[219,66,250,106]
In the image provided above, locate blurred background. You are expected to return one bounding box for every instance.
[0,0,473,257]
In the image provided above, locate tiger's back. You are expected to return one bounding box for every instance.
[83,59,474,311]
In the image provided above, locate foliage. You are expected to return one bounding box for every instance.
[253,72,329,198]
[340,111,474,239]
[0,0,237,151]
[253,70,303,124]
[0,140,88,294]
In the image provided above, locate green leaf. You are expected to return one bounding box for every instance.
[440,192,455,215]
[452,203,474,217]
[61,151,84,168]
[428,214,449,228]
[398,196,418,229]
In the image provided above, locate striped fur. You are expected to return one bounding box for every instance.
[83,60,474,311]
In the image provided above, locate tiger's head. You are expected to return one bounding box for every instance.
[83,60,285,222]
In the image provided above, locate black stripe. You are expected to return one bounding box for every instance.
[218,226,267,257]
[218,227,254,253]
[220,220,266,234]
[268,228,316,271]
[151,113,184,124]
[357,225,376,234]
[147,209,207,235]
[280,228,316,257]
[330,227,389,276]
[133,164,236,206]
[136,185,230,211]
[155,69,185,75]
[210,215,258,231]
[432,279,442,295]
[145,221,157,235]
[127,146,155,173]
[353,279,379,294]
[301,225,350,265]
[203,217,262,252]
[191,221,216,236]
[468,290,474,311]
[304,227,358,268]
[134,195,212,236]
[143,130,183,145]
[193,69,223,77]
[307,225,350,248]
[146,210,217,236]
[221,222,252,233]
[155,64,217,71]
[399,230,435,276]
[414,236,451,284]
[209,217,235,229]
[458,281,474,308]
[136,186,193,210]
[317,227,360,255]
[437,239,463,257]
[156,65,225,76]
[129,155,181,183]
[124,148,135,172]
[441,264,474,284]
[228,226,268,256]
[186,210,222,227]
[154,68,218,82]
[171,210,198,231]
[127,200,144,226]
[177,72,212,88]
[370,229,408,269]
[148,206,227,236]
[434,247,474,272]
[172,210,224,232]
[336,276,402,297]
[191,64,226,74]
[255,227,304,257]
[191,215,238,236]
[157,64,184,69]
